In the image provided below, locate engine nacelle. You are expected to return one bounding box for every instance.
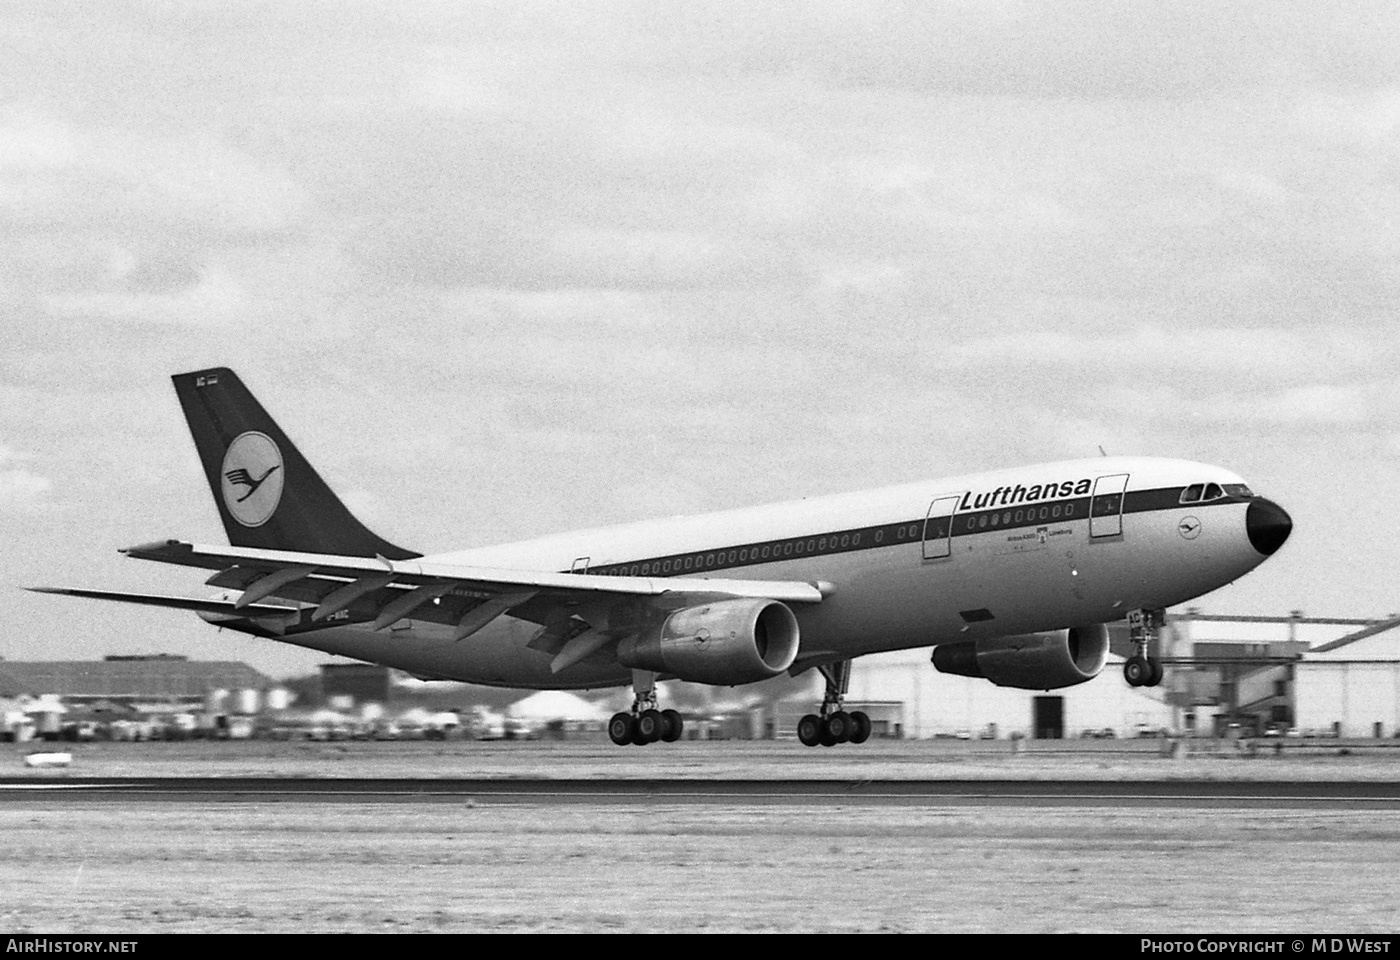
[616,598,800,686]
[931,624,1110,690]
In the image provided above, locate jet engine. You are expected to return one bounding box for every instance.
[616,598,800,685]
[930,623,1110,690]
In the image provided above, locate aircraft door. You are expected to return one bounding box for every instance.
[1089,474,1129,538]
[922,495,961,560]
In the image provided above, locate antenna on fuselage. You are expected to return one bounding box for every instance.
[1098,445,1108,457]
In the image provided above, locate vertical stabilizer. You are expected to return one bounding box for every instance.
[172,367,420,559]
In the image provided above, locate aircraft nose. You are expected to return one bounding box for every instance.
[1246,498,1292,556]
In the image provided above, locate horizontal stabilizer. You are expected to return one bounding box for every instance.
[28,586,298,617]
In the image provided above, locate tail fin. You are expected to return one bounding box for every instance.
[172,367,420,560]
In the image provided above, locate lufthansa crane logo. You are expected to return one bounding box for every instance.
[220,432,284,527]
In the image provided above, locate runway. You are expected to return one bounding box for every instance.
[4,775,1399,807]
[5,744,1400,931]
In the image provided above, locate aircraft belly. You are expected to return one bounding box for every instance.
[261,618,631,689]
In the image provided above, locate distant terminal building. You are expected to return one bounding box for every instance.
[0,655,272,710]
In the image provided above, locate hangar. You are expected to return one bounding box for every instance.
[0,655,272,709]
[1293,615,1400,738]
[823,610,1400,740]
[835,641,1174,740]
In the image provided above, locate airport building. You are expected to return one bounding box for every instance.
[0,655,275,741]
[825,645,1175,741]
[822,610,1400,740]
[1291,617,1400,738]
[0,655,272,709]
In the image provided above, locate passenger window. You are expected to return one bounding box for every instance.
[1180,484,1203,504]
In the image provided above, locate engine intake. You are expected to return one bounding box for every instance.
[617,598,800,686]
[931,624,1110,690]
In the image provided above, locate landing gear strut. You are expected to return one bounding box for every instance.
[1124,608,1165,688]
[798,660,872,747]
[609,669,683,746]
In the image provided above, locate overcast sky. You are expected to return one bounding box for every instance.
[3,1,1397,677]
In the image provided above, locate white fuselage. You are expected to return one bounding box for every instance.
[261,456,1278,688]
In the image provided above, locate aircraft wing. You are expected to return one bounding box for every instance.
[26,586,298,618]
[114,539,825,641]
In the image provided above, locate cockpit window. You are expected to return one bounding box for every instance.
[1223,483,1254,498]
[1180,484,1204,504]
[1203,482,1224,501]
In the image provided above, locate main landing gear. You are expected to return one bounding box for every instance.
[1124,607,1165,688]
[797,660,872,747]
[608,669,684,746]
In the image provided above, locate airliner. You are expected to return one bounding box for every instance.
[33,368,1292,747]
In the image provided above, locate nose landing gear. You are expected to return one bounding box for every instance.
[797,660,872,747]
[1124,608,1165,688]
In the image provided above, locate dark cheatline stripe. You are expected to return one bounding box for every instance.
[584,485,1247,578]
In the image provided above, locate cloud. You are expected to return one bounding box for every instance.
[0,443,51,511]
[44,264,250,326]
[686,1,1400,98]
[0,106,307,238]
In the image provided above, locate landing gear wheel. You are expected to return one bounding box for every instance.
[849,711,872,744]
[608,712,636,746]
[637,709,664,744]
[819,722,838,747]
[826,711,852,744]
[797,714,822,747]
[1126,608,1166,690]
[1146,657,1164,688]
[661,709,684,743]
[1124,655,1151,688]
